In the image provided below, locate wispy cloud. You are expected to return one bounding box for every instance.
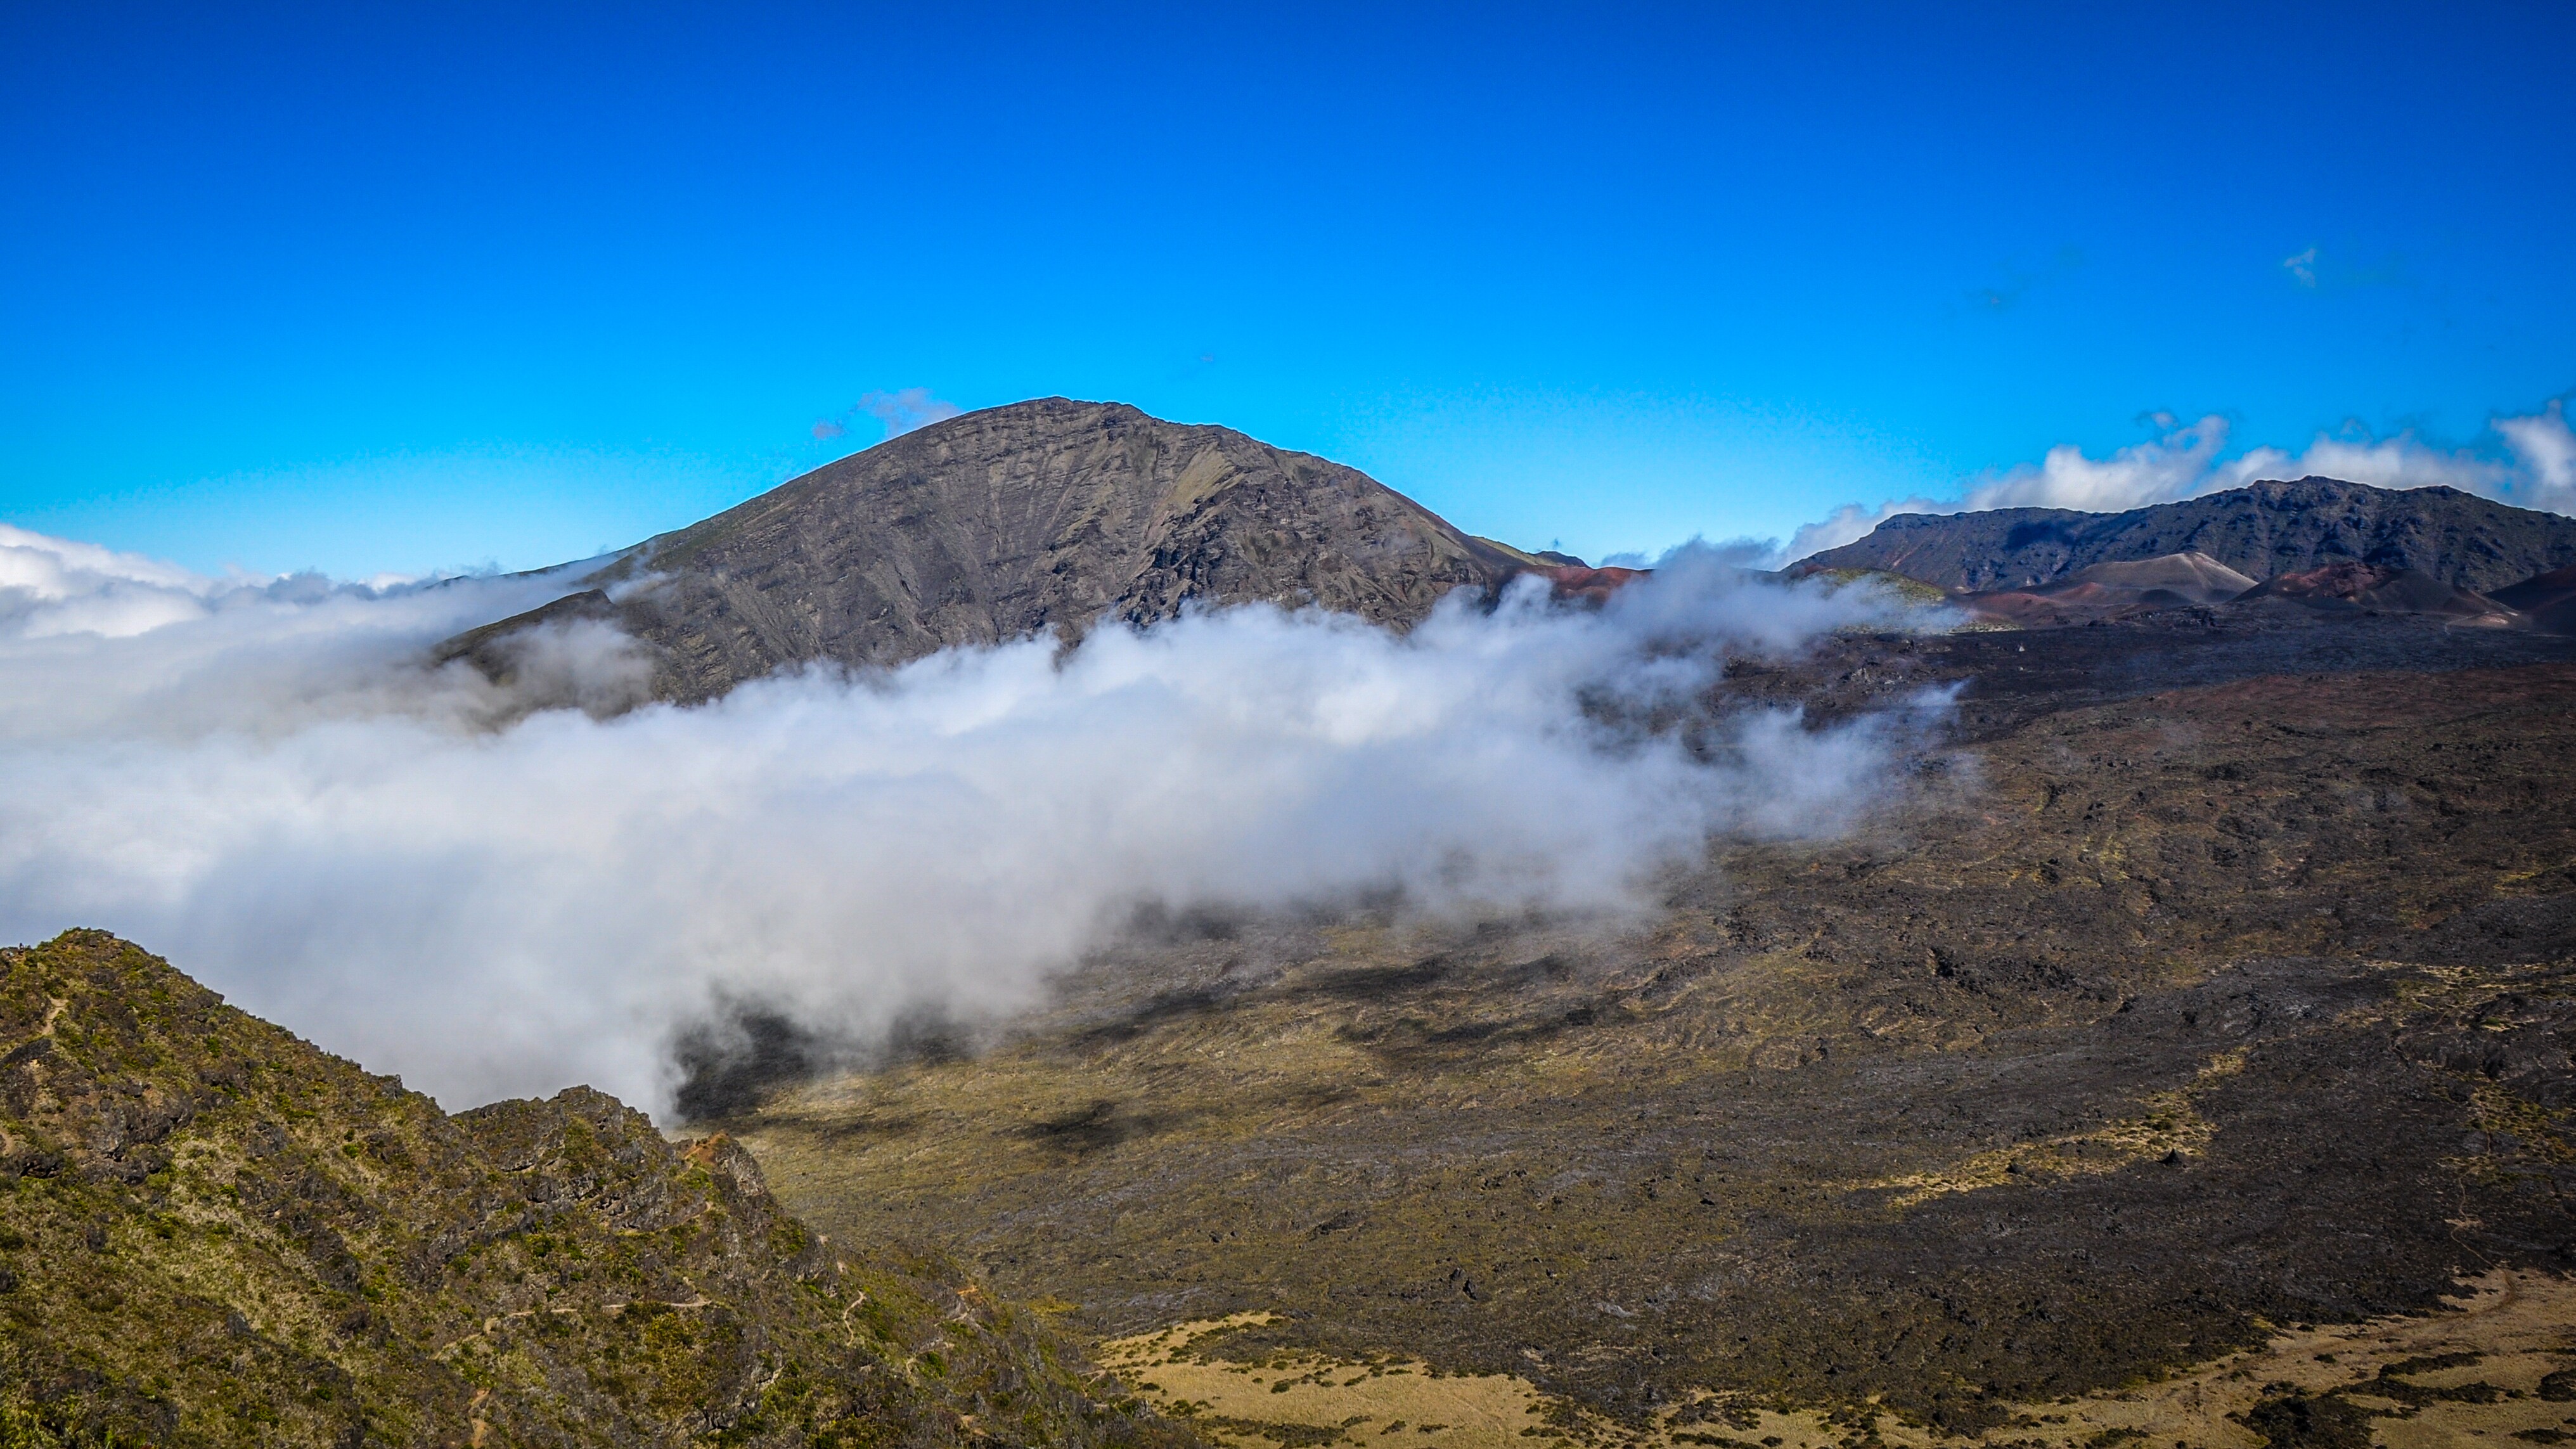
[813,387,964,444]
[2278,242,2413,293]
[1784,397,2576,561]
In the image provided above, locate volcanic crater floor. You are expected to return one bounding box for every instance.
[1092,1271,2576,1449]
[720,627,2576,1444]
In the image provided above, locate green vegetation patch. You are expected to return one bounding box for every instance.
[0,930,1202,1448]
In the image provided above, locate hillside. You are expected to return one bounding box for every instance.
[2494,564,2576,634]
[1799,477,2576,593]
[2235,560,2517,622]
[0,931,1197,1448]
[448,399,1534,703]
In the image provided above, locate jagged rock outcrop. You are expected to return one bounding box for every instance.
[460,399,1534,704]
[1801,477,2576,594]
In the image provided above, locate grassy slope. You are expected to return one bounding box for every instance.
[0,931,1200,1449]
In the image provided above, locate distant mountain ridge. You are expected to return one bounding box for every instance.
[1800,477,2576,594]
[459,399,1536,704]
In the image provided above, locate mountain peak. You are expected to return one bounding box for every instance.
[460,399,1529,704]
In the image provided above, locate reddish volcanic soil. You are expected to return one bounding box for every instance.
[1542,563,1649,603]
[1963,581,2157,628]
[2239,560,2513,619]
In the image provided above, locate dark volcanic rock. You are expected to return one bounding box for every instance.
[1803,477,2576,593]
[2494,564,2576,634]
[467,399,1532,704]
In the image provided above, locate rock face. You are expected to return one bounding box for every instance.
[1801,478,2576,594]
[0,930,1196,1448]
[486,399,1531,703]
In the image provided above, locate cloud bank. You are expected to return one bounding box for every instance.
[1786,399,2576,561]
[0,529,1945,1117]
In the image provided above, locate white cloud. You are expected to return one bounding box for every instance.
[861,387,963,437]
[0,524,245,639]
[1960,413,2235,513]
[0,527,1951,1117]
[0,531,596,742]
[1784,397,2576,561]
[1781,498,1943,562]
[818,387,965,441]
[2496,401,2576,514]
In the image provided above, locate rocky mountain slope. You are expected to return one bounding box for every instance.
[449,400,1535,704]
[1800,477,2576,593]
[0,931,1197,1448]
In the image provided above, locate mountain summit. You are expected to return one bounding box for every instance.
[456,399,1533,703]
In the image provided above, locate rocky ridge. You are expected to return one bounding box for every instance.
[1800,477,2576,594]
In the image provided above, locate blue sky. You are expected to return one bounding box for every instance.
[4,1,2572,577]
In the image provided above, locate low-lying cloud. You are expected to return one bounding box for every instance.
[0,529,1948,1117]
[1786,399,2576,560]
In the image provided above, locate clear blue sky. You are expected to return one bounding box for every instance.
[4,1,2571,577]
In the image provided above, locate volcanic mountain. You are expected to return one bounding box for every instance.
[447,399,1538,704]
[2046,550,2259,603]
[1957,550,2259,628]
[1800,477,2576,593]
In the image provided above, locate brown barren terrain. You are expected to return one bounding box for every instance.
[727,631,2576,1439]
